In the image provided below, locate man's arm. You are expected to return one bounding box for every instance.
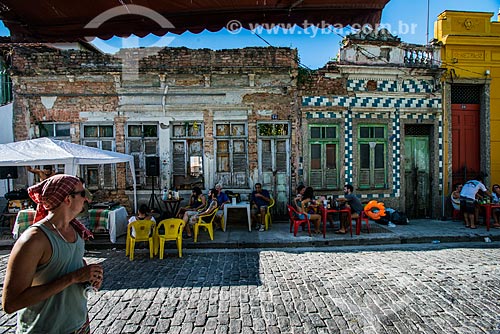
[26,166,42,177]
[2,229,103,314]
[254,190,270,204]
[261,190,271,203]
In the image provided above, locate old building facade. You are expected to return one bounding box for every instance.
[8,29,446,217]
[434,10,500,191]
[10,47,298,214]
[299,30,443,218]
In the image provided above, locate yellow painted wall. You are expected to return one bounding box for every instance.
[435,10,500,190]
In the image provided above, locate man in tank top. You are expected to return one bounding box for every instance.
[2,174,104,333]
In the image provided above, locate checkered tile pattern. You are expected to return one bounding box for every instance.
[305,111,339,119]
[344,110,354,184]
[392,110,401,198]
[378,80,398,92]
[347,79,366,92]
[401,113,436,120]
[303,96,443,201]
[354,113,385,119]
[344,79,434,93]
[302,96,441,109]
[402,80,433,93]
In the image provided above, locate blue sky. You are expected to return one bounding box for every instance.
[0,0,499,69]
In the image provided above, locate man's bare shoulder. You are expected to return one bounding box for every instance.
[12,226,51,261]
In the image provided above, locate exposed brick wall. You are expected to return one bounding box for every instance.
[10,45,299,212]
[298,67,346,96]
[11,48,120,75]
[13,46,297,75]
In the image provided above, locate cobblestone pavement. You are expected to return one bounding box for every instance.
[0,244,499,333]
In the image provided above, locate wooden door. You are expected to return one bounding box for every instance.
[404,136,430,218]
[451,104,480,185]
[258,138,290,215]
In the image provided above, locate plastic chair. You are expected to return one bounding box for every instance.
[177,195,208,218]
[194,208,219,242]
[264,198,275,231]
[218,212,226,232]
[155,218,185,259]
[126,219,155,261]
[452,209,462,221]
[286,204,311,237]
[354,211,370,235]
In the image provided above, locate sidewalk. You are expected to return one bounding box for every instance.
[2,218,498,250]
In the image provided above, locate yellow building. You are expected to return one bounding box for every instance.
[435,10,500,192]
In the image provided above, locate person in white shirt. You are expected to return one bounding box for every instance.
[459,177,491,229]
[128,204,156,237]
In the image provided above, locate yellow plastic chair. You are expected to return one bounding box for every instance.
[264,198,275,231]
[126,219,155,261]
[155,218,185,259]
[194,208,218,242]
[219,210,226,231]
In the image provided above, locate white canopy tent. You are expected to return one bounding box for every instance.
[0,137,137,211]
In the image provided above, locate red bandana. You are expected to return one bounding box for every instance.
[28,174,93,240]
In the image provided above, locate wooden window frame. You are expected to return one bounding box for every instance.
[171,122,204,190]
[214,121,248,188]
[357,124,387,189]
[308,124,340,190]
[126,123,159,189]
[81,124,116,190]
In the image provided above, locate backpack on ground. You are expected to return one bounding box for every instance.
[391,210,409,225]
[375,208,409,225]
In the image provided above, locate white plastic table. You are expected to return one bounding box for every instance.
[223,202,251,232]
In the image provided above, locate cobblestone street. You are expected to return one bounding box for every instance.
[0,244,499,333]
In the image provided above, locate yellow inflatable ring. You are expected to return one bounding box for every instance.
[364,200,386,220]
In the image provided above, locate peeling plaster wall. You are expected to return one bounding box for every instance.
[10,46,298,211]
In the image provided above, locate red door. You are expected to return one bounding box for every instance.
[451,104,480,185]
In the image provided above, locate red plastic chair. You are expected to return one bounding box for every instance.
[452,209,462,221]
[354,211,370,235]
[287,204,311,237]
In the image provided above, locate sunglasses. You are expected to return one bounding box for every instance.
[70,190,87,198]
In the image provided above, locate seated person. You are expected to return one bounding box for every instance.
[214,183,230,223]
[295,186,322,234]
[129,204,156,224]
[250,183,271,232]
[177,186,206,218]
[128,204,156,237]
[183,189,218,238]
[293,185,306,210]
[336,184,364,234]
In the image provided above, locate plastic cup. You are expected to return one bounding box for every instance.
[83,282,97,299]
